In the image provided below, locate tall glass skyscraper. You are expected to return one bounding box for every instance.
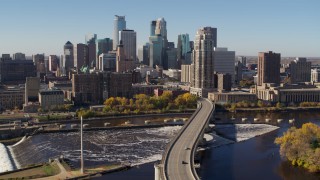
[150,21,156,36]
[113,15,126,50]
[63,41,74,75]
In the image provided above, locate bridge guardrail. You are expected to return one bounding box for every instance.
[160,100,203,180]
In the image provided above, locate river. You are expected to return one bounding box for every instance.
[200,111,320,180]
[0,126,181,173]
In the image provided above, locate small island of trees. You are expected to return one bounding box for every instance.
[275,123,320,173]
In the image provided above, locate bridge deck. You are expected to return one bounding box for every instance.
[163,98,214,180]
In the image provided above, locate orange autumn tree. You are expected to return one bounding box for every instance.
[275,123,320,172]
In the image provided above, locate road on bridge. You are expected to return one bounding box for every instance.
[164,98,214,180]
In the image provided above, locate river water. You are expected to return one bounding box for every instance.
[0,126,181,172]
[200,111,320,180]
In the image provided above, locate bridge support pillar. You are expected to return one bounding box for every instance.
[154,163,161,180]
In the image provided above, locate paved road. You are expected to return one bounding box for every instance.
[164,98,214,180]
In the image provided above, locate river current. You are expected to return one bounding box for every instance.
[0,126,181,172]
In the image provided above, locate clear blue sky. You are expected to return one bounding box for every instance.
[0,0,319,57]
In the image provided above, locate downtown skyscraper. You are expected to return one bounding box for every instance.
[257,51,281,86]
[113,15,126,50]
[190,27,215,97]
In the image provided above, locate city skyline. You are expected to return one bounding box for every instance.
[0,0,320,57]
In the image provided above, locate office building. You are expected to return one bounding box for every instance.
[87,42,96,67]
[149,35,163,68]
[13,53,26,60]
[96,38,113,67]
[74,43,88,69]
[32,54,45,73]
[138,43,149,65]
[72,73,103,105]
[235,61,243,85]
[49,55,59,71]
[39,89,64,110]
[177,34,191,66]
[85,33,97,44]
[0,60,36,84]
[217,73,232,91]
[238,56,247,67]
[150,20,156,36]
[1,54,11,61]
[113,15,126,50]
[213,47,236,83]
[181,64,191,83]
[63,41,74,75]
[311,69,320,82]
[257,51,281,86]
[119,29,137,61]
[0,85,24,110]
[25,77,40,103]
[167,48,178,69]
[190,27,215,97]
[100,71,132,99]
[289,57,311,83]
[116,43,135,72]
[98,52,116,72]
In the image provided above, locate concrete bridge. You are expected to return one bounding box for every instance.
[155,98,215,180]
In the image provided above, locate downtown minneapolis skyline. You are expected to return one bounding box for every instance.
[0,0,319,57]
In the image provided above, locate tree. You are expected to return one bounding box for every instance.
[276,102,284,109]
[275,123,320,172]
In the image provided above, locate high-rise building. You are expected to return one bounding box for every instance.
[0,59,36,84]
[149,35,163,68]
[257,51,281,86]
[150,20,156,36]
[13,53,26,60]
[238,56,247,67]
[98,52,116,72]
[181,64,191,83]
[213,47,236,83]
[25,77,40,103]
[1,54,12,61]
[167,48,178,69]
[96,38,113,68]
[190,27,215,97]
[33,54,45,74]
[116,43,135,72]
[217,73,232,91]
[87,42,96,67]
[235,61,243,85]
[49,55,59,71]
[155,18,167,41]
[63,41,74,75]
[113,15,126,50]
[311,69,320,83]
[85,33,97,44]
[72,72,103,105]
[119,29,137,61]
[101,71,132,99]
[74,43,88,69]
[289,57,311,83]
[177,34,191,67]
[138,43,149,65]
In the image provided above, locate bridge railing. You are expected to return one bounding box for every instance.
[159,100,203,180]
[190,99,215,180]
